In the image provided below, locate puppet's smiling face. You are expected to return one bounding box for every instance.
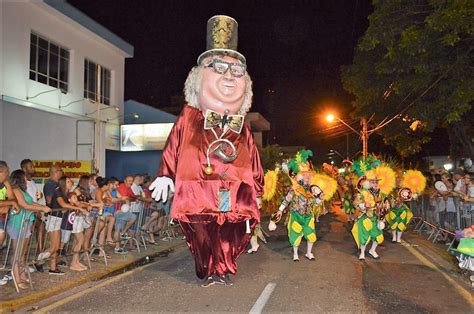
[198,55,246,115]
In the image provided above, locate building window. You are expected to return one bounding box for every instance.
[84,59,111,105]
[29,32,69,92]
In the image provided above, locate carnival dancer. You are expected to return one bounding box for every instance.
[269,150,337,261]
[340,160,357,222]
[386,170,426,243]
[150,16,263,287]
[351,157,396,260]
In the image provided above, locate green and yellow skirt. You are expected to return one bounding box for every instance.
[385,206,413,232]
[288,212,317,246]
[351,214,384,248]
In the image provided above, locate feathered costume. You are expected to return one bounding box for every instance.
[386,170,426,242]
[350,157,396,260]
[266,150,337,261]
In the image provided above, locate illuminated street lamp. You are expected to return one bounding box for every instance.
[326,114,335,123]
[325,112,399,161]
[326,113,368,160]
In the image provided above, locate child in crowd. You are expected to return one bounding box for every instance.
[67,192,90,271]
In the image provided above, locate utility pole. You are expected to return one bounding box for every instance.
[361,117,368,161]
[345,134,349,160]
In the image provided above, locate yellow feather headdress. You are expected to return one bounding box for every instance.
[366,165,396,195]
[402,170,426,194]
[310,173,338,201]
[262,169,279,201]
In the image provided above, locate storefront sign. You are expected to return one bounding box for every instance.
[32,160,93,183]
[120,123,174,151]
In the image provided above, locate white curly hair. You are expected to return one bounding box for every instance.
[184,55,253,115]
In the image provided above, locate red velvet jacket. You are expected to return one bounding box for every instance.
[158,105,263,224]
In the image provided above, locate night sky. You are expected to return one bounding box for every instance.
[69,0,400,160]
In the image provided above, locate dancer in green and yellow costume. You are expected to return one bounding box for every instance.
[350,157,396,260]
[340,160,357,222]
[268,150,337,262]
[386,170,426,243]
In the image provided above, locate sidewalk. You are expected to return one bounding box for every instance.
[0,238,185,312]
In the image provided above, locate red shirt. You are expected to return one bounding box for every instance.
[117,183,135,212]
[118,183,135,198]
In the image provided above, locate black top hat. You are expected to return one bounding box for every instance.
[197,15,246,65]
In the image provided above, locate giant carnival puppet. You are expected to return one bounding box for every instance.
[351,157,396,260]
[267,150,337,261]
[150,16,263,287]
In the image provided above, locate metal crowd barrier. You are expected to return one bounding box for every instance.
[10,210,36,292]
[1,194,179,293]
[410,195,473,251]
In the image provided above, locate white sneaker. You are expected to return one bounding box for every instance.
[0,278,8,286]
[28,266,36,273]
[368,250,380,259]
[37,251,51,261]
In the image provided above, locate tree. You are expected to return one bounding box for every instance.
[342,0,474,158]
[259,144,283,171]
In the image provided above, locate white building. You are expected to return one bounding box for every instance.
[0,0,133,174]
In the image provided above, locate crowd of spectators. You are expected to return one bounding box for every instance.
[422,167,474,240]
[0,159,174,290]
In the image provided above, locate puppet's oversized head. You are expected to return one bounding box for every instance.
[184,15,253,116]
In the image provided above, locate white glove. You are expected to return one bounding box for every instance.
[149,176,175,203]
[268,220,277,231]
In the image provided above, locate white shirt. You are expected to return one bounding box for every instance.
[131,183,144,213]
[454,179,466,194]
[26,179,38,202]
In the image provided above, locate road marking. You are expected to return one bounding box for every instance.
[249,283,277,314]
[401,239,473,305]
[34,262,156,314]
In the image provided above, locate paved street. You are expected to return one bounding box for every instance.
[32,211,472,313]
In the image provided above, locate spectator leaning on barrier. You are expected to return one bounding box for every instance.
[75,175,99,254]
[8,170,51,289]
[66,192,89,272]
[95,177,116,249]
[39,174,83,275]
[452,168,465,193]
[0,161,21,286]
[105,177,128,253]
[38,165,63,270]
[21,159,46,260]
[434,172,457,237]
[115,176,138,253]
[130,174,145,216]
[89,174,98,196]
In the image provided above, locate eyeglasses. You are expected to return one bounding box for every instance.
[206,59,246,77]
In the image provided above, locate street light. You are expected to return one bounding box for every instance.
[325,112,400,161]
[325,113,367,159]
[326,114,335,123]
